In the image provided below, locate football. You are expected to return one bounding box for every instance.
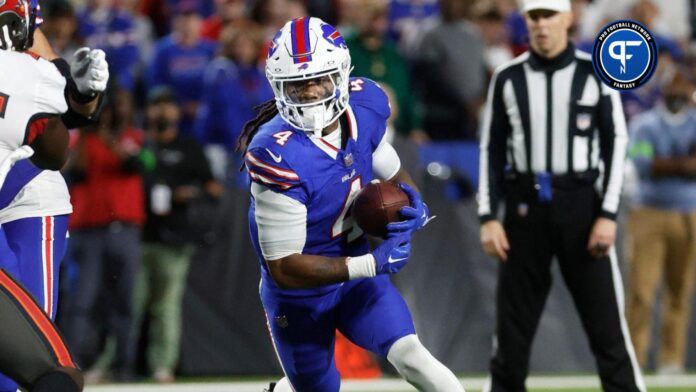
[351,181,410,238]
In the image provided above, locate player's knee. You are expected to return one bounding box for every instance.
[386,335,464,392]
[387,335,430,379]
[30,366,83,392]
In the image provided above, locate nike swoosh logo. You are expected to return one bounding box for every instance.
[424,215,436,225]
[388,256,407,264]
[266,148,282,163]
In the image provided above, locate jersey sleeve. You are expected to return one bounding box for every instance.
[244,146,307,203]
[34,58,68,115]
[372,133,401,180]
[251,182,307,260]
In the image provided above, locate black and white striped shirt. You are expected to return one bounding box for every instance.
[478,43,628,222]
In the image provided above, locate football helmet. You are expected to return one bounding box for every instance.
[0,0,35,51]
[266,17,351,136]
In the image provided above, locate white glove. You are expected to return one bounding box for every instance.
[0,146,34,188]
[70,47,109,96]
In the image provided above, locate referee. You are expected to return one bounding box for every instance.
[478,1,645,391]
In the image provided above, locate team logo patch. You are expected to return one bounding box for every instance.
[343,153,353,167]
[592,20,658,90]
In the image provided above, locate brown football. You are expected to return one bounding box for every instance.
[351,181,410,238]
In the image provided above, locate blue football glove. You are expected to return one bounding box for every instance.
[371,234,411,275]
[386,183,434,236]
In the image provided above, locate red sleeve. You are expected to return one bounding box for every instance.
[25,117,49,145]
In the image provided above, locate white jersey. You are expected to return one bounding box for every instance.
[0,50,71,224]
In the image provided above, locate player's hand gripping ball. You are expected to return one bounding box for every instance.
[387,183,433,236]
[351,181,410,238]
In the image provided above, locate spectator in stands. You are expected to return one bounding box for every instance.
[195,25,273,184]
[134,87,222,383]
[63,87,145,382]
[77,0,140,92]
[306,0,339,26]
[621,0,683,121]
[40,0,81,60]
[345,0,420,136]
[138,0,171,37]
[201,0,249,41]
[583,0,690,45]
[116,0,156,75]
[495,0,528,55]
[415,0,486,141]
[386,0,440,58]
[146,0,217,136]
[627,69,696,375]
[251,0,307,38]
[472,3,513,72]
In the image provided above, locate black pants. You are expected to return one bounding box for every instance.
[0,269,81,391]
[62,223,141,374]
[489,184,644,392]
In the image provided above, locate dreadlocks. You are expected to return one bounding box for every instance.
[236,99,279,158]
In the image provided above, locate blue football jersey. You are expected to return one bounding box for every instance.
[246,77,391,295]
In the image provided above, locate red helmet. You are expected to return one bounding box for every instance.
[0,0,35,51]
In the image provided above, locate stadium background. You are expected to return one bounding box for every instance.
[34,0,696,388]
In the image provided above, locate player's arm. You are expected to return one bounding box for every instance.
[252,182,410,290]
[268,239,410,290]
[29,27,104,118]
[28,116,69,170]
[268,254,350,289]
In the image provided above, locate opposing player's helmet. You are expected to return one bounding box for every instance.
[266,17,351,135]
[0,0,35,51]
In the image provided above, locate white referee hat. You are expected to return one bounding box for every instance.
[523,0,571,13]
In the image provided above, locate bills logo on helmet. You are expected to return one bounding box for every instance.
[321,23,347,49]
[268,29,283,58]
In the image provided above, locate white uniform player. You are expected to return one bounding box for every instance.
[0,1,108,391]
[0,50,71,224]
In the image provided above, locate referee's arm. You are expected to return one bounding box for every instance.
[596,83,629,220]
[478,72,511,223]
[587,83,628,257]
[478,71,511,261]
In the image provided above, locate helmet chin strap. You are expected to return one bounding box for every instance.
[299,104,333,138]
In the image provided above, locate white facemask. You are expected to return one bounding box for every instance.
[297,104,335,137]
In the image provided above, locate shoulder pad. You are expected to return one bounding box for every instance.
[348,77,390,121]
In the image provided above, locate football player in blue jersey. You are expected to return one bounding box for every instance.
[237,17,464,392]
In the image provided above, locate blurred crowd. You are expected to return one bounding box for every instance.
[40,0,696,383]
